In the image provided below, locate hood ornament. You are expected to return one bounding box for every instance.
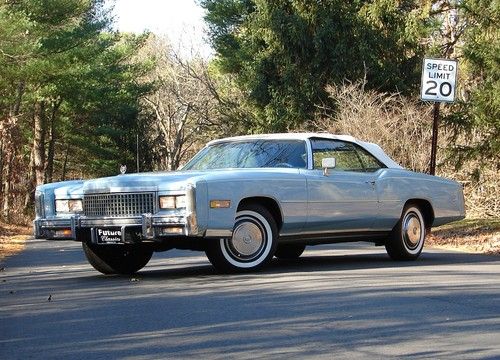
[120,165,127,174]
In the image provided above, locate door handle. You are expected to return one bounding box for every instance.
[365,180,376,189]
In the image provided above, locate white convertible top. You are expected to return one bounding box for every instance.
[208,132,403,169]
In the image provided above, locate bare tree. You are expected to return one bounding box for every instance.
[139,35,232,170]
[309,80,435,172]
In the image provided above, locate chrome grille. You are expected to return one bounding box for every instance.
[83,192,155,217]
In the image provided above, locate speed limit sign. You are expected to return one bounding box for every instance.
[421,58,457,103]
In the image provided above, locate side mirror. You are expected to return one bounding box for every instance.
[322,157,336,176]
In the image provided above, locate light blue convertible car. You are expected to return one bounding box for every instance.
[34,133,465,274]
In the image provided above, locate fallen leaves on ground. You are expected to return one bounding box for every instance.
[427,218,500,255]
[0,221,31,261]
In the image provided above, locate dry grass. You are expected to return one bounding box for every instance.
[312,81,433,172]
[0,221,31,261]
[427,219,500,255]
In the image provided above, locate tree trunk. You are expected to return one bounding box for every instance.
[23,145,35,209]
[45,100,61,183]
[61,144,70,181]
[45,122,55,183]
[1,117,20,219]
[1,81,24,220]
[33,101,47,187]
[2,152,13,219]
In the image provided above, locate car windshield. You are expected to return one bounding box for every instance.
[182,140,307,170]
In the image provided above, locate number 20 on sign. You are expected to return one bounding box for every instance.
[421,58,457,103]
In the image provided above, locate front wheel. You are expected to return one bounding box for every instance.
[205,204,278,273]
[385,204,426,260]
[82,242,153,275]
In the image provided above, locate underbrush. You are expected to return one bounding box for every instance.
[428,219,500,255]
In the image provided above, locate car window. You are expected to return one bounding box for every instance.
[354,146,385,172]
[183,140,307,170]
[311,139,384,172]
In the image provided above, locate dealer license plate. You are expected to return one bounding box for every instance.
[95,228,122,244]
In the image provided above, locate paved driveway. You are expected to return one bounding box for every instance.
[1,239,499,359]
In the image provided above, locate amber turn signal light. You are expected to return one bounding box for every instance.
[209,200,231,209]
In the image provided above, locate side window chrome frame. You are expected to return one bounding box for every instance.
[308,137,386,173]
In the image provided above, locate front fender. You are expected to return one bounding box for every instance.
[204,175,307,237]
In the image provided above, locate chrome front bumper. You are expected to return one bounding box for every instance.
[35,184,201,242]
[33,212,200,241]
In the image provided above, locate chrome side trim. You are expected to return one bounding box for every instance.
[281,228,393,237]
[205,229,233,238]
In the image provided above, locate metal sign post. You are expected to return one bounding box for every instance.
[429,102,440,175]
[421,58,458,175]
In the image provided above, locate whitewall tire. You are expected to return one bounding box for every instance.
[386,205,426,260]
[205,204,278,273]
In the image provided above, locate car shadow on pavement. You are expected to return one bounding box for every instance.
[134,245,499,280]
[3,240,498,282]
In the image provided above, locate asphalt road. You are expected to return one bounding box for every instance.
[1,239,499,359]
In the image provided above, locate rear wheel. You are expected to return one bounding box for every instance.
[275,244,305,260]
[385,204,426,260]
[82,242,153,275]
[205,204,278,273]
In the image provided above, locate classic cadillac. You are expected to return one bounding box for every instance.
[33,133,465,274]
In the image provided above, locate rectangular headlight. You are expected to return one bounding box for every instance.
[68,199,83,212]
[55,199,83,214]
[159,195,186,209]
[175,195,186,208]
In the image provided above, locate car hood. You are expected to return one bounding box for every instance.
[82,171,206,193]
[81,168,303,194]
[37,180,85,197]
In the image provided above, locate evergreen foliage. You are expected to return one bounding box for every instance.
[201,0,429,131]
[0,0,152,218]
[445,0,499,167]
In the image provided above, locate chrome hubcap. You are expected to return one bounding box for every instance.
[403,213,422,249]
[228,220,264,259]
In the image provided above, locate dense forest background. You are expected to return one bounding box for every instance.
[0,0,498,223]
